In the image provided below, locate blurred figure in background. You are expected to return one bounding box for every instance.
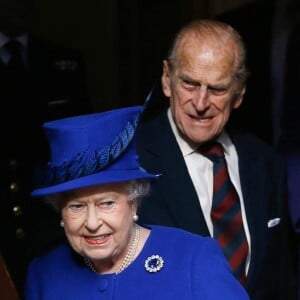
[0,0,93,297]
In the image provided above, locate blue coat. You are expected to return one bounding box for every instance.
[25,225,249,300]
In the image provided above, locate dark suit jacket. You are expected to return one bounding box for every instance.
[136,110,296,299]
[0,35,92,297]
[216,0,275,146]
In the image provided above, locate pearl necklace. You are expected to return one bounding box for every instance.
[84,224,140,274]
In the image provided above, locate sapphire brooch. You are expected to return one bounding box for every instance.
[144,255,164,273]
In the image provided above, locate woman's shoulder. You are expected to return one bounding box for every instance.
[141,225,225,268]
[149,224,201,236]
[28,243,73,270]
[146,224,217,247]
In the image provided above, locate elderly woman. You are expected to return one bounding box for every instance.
[25,106,249,299]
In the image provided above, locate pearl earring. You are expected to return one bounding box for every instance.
[133,214,139,222]
[60,220,64,228]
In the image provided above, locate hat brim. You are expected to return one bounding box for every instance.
[31,170,158,197]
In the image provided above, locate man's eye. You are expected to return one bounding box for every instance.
[181,80,197,90]
[209,88,227,96]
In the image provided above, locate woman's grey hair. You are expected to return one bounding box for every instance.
[126,180,151,205]
[44,179,151,212]
[167,18,249,89]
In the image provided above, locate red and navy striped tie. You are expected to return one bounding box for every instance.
[201,141,248,285]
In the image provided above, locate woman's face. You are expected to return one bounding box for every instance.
[61,182,137,273]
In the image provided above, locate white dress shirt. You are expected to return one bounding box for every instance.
[167,108,251,272]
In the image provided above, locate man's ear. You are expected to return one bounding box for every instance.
[233,86,246,109]
[161,60,171,97]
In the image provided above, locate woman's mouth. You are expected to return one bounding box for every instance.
[84,234,111,246]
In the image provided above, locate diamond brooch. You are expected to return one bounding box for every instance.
[144,255,164,273]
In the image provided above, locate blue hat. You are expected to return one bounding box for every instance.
[31,106,158,197]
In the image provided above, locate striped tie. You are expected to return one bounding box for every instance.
[200,141,248,285]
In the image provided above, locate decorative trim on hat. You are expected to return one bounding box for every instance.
[35,116,139,188]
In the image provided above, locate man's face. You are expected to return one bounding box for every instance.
[162,37,245,145]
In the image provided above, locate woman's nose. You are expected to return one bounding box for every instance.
[84,205,102,230]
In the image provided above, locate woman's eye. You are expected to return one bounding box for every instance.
[68,203,85,212]
[99,201,115,210]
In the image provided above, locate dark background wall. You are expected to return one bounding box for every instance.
[31,0,253,112]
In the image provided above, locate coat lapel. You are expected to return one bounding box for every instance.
[232,133,269,289]
[139,112,210,235]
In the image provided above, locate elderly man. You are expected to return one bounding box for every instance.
[136,19,297,299]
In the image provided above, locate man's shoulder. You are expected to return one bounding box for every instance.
[230,130,283,160]
[137,110,168,139]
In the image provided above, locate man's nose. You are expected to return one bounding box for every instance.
[192,86,210,110]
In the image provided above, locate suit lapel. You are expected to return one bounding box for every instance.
[142,112,210,235]
[232,133,269,288]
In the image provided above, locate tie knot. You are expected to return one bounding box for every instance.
[199,141,224,158]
